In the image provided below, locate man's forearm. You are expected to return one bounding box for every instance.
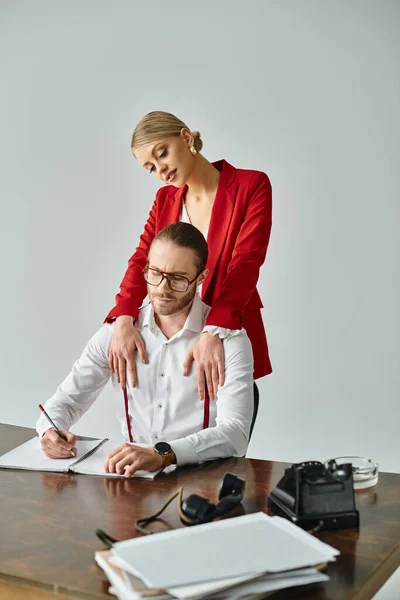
[36,388,92,437]
[169,419,249,466]
[36,325,113,437]
[168,333,255,467]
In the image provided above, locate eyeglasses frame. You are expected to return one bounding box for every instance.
[142,264,202,292]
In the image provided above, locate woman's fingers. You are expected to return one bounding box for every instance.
[110,354,119,382]
[127,354,138,388]
[108,351,114,373]
[218,357,225,388]
[109,323,148,389]
[190,334,226,401]
[200,358,225,401]
[135,336,148,365]
[211,364,219,400]
[118,356,127,390]
[110,350,136,389]
[197,366,206,400]
[204,365,215,401]
[183,349,194,376]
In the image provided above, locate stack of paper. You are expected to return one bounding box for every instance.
[95,513,338,599]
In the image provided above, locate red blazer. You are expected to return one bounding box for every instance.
[105,160,272,379]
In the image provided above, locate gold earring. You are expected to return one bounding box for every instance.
[190,146,198,156]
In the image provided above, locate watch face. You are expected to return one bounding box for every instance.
[155,441,171,455]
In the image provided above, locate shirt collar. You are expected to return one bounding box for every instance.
[140,293,205,337]
[141,302,156,333]
[183,293,206,334]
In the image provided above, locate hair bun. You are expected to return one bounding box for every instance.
[192,130,203,152]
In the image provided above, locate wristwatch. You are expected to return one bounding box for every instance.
[154,441,176,468]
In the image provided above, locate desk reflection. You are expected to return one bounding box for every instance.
[38,458,272,543]
[102,474,246,537]
[41,472,77,495]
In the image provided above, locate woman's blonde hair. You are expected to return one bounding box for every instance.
[131,111,203,152]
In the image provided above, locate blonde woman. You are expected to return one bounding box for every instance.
[106,112,272,433]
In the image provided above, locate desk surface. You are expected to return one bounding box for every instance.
[0,424,399,600]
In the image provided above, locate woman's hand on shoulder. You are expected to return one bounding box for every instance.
[108,316,147,389]
[183,332,225,401]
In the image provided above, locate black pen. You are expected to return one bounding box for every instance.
[38,404,75,456]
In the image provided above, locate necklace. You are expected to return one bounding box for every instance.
[183,200,192,224]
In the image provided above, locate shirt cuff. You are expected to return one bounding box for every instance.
[170,438,199,466]
[108,316,136,324]
[202,325,242,340]
[36,418,56,439]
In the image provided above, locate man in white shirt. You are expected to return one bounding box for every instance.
[36,223,254,477]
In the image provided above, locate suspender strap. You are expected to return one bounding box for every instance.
[123,388,134,443]
[123,382,210,443]
[203,385,210,429]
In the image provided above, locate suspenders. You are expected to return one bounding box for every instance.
[123,388,134,443]
[123,382,210,443]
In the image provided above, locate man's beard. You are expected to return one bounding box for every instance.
[149,285,197,316]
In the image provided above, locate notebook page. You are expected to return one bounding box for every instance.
[0,437,102,473]
[72,439,162,479]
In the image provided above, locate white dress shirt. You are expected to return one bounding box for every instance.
[36,295,254,466]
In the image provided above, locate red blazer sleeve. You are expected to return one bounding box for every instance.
[205,172,272,329]
[104,192,160,322]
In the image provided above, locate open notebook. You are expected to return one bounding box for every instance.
[0,437,161,479]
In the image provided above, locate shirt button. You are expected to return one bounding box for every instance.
[158,404,163,409]
[160,373,165,377]
[154,435,158,440]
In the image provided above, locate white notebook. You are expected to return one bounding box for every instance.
[0,437,161,479]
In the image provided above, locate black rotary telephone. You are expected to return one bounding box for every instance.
[268,460,359,530]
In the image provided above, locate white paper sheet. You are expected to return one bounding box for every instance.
[213,569,329,599]
[99,550,329,600]
[270,515,340,558]
[166,572,263,599]
[111,512,338,589]
[96,551,170,600]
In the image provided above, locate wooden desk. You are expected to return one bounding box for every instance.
[0,424,399,600]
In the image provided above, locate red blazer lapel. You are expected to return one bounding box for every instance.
[157,186,185,231]
[157,161,238,299]
[202,161,237,299]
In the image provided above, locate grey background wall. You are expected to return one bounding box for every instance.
[1,1,399,474]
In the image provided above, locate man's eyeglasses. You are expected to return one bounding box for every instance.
[142,266,201,292]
